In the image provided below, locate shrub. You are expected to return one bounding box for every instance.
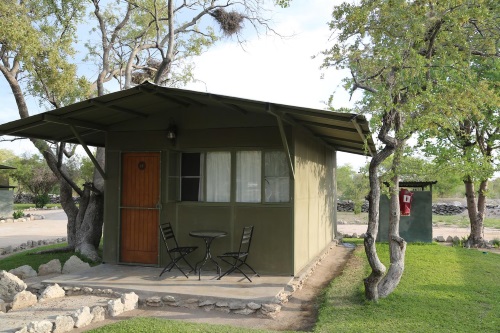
[34,193,50,208]
[13,210,24,219]
[491,238,500,248]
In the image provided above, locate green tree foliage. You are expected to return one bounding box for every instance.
[10,154,58,206]
[0,0,90,108]
[324,0,499,300]
[490,177,500,199]
[1,0,283,261]
[337,164,369,213]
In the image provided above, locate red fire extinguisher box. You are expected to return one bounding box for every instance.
[377,181,436,243]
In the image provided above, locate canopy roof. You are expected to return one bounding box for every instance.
[0,82,376,156]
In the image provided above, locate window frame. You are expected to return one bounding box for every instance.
[175,149,291,204]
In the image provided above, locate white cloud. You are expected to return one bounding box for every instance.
[185,0,368,169]
[186,0,353,110]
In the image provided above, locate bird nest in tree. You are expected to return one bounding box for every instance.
[131,58,165,85]
[211,8,244,36]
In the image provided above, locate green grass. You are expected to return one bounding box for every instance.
[338,211,500,229]
[432,214,500,228]
[315,243,500,332]
[0,243,101,272]
[87,317,282,333]
[13,203,62,210]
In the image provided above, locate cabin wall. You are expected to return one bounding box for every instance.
[103,126,295,275]
[293,128,336,275]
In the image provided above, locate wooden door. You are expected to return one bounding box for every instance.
[120,152,160,264]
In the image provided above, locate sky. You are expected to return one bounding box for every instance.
[0,0,371,171]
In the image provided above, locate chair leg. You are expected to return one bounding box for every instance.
[217,257,258,282]
[159,261,175,277]
[181,255,196,272]
[160,257,191,278]
[242,263,260,277]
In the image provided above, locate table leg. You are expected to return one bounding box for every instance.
[194,237,222,280]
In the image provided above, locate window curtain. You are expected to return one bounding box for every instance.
[236,151,261,202]
[206,152,231,202]
[198,153,205,201]
[264,151,289,202]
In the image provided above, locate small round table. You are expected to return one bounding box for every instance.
[189,230,227,280]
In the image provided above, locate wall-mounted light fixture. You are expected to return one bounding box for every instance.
[166,120,177,144]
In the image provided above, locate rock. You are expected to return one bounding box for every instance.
[27,283,45,294]
[261,303,281,316]
[108,298,124,316]
[446,236,453,243]
[215,306,231,314]
[72,306,93,328]
[228,301,246,310]
[82,287,93,294]
[53,315,75,333]
[247,302,261,310]
[0,298,6,312]
[215,301,228,307]
[91,306,106,322]
[39,284,66,301]
[9,265,38,280]
[26,320,53,333]
[161,295,176,302]
[62,256,91,274]
[38,259,62,276]
[199,300,215,307]
[435,236,446,242]
[121,292,139,311]
[14,325,28,333]
[146,296,163,307]
[0,270,27,302]
[11,290,38,310]
[234,308,256,315]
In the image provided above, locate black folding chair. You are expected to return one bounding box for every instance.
[159,223,198,278]
[217,226,260,282]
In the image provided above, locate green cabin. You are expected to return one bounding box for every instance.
[0,82,375,276]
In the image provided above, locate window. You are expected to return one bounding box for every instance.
[181,153,203,201]
[180,150,289,203]
[206,152,231,202]
[236,151,262,202]
[181,152,231,202]
[264,151,290,202]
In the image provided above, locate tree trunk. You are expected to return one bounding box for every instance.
[363,146,394,301]
[378,141,406,298]
[31,140,105,261]
[74,147,105,261]
[464,177,487,247]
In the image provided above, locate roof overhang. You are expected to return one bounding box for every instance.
[0,82,377,156]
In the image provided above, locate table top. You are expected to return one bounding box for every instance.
[189,230,227,238]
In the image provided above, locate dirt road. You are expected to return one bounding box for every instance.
[0,209,67,249]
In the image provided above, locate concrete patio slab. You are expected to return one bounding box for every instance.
[42,264,293,303]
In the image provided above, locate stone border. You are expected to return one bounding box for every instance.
[2,242,346,331]
[278,240,340,302]
[0,237,67,257]
[10,286,139,333]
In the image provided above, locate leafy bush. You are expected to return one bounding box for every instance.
[34,193,50,208]
[491,238,500,248]
[13,210,24,219]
